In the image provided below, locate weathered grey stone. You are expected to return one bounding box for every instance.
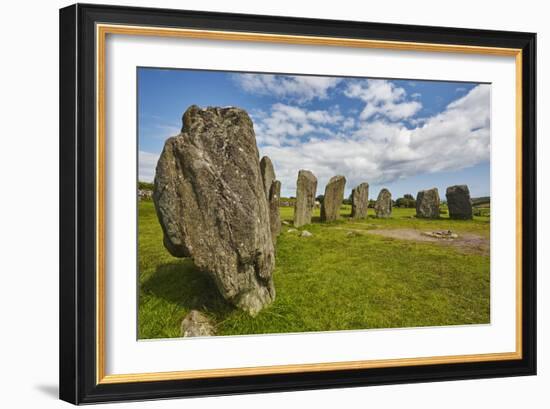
[375,188,392,218]
[153,105,275,316]
[301,230,313,237]
[351,182,369,219]
[260,156,276,200]
[320,176,346,222]
[180,310,215,337]
[268,180,281,242]
[293,170,317,227]
[446,185,473,220]
[416,188,440,219]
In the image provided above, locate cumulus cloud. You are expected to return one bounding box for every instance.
[234,74,342,103]
[257,84,490,196]
[252,103,345,146]
[139,77,490,198]
[139,150,159,182]
[344,79,422,121]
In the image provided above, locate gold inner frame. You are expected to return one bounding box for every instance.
[96,23,523,385]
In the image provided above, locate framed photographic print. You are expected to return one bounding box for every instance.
[59,3,536,404]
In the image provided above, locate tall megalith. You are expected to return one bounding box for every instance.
[416,188,440,219]
[153,105,275,315]
[260,156,276,200]
[321,176,346,222]
[446,185,473,220]
[375,188,392,218]
[351,182,369,219]
[293,170,317,227]
[268,180,281,242]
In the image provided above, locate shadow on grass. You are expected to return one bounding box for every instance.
[141,259,233,316]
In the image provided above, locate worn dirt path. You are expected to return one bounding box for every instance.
[334,227,489,256]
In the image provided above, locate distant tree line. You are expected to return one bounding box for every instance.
[472,196,490,206]
[280,197,296,207]
[138,181,154,191]
[395,193,416,208]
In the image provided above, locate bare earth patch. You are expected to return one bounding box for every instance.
[363,228,489,256]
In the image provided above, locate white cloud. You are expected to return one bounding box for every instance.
[344,79,422,121]
[408,84,490,171]
[139,150,159,182]
[234,74,341,103]
[252,103,345,147]
[342,117,356,130]
[139,79,490,198]
[257,84,490,197]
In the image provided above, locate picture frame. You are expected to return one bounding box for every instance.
[59,3,536,404]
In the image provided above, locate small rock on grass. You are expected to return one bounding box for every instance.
[287,228,298,233]
[181,310,215,337]
[422,230,458,239]
[301,230,313,237]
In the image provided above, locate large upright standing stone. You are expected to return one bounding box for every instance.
[321,176,346,222]
[268,180,281,242]
[293,170,317,227]
[375,188,392,218]
[416,188,440,219]
[260,156,276,200]
[351,182,369,219]
[153,105,275,316]
[260,156,280,239]
[446,185,473,220]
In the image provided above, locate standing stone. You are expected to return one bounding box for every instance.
[321,176,346,222]
[446,185,473,220]
[375,188,392,218]
[260,156,276,200]
[351,182,369,219]
[153,105,275,316]
[293,170,317,227]
[416,188,440,219]
[268,180,281,242]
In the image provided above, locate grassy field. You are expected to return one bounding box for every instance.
[138,201,490,339]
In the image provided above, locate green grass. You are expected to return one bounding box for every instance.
[138,201,490,339]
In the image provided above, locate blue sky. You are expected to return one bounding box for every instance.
[138,68,490,199]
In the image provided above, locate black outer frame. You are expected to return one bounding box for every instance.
[59,3,536,405]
